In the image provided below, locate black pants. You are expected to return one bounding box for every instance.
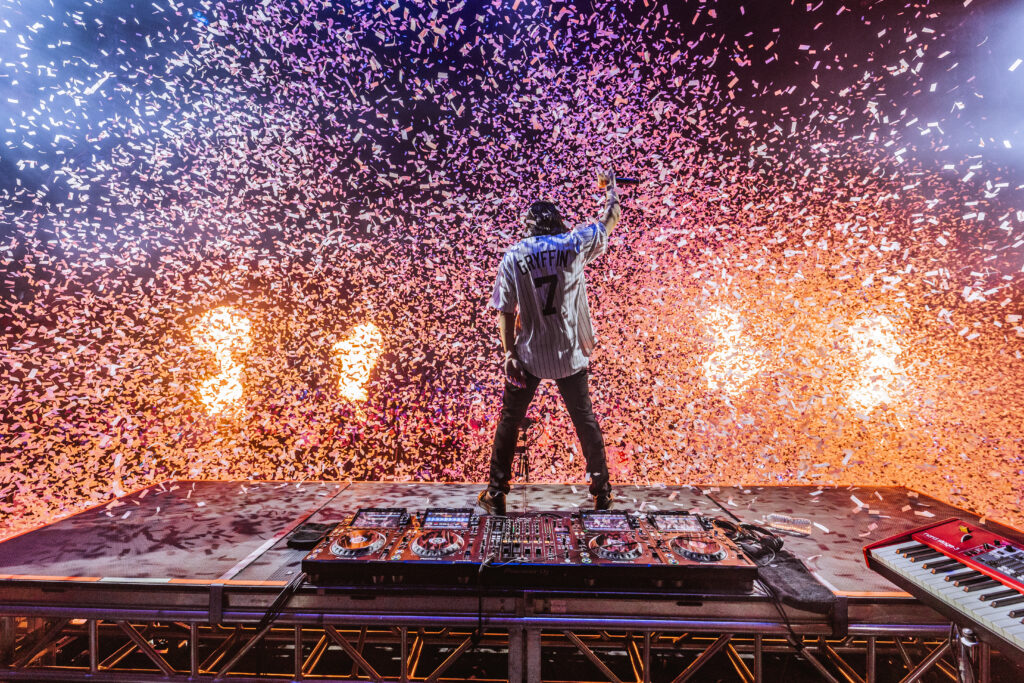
[488,367,610,497]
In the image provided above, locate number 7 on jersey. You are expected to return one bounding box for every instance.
[533,275,558,316]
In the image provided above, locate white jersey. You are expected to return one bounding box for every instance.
[490,221,608,379]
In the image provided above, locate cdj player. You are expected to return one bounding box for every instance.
[303,507,757,592]
[303,507,485,585]
[327,507,408,559]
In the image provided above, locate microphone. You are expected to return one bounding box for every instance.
[597,175,640,189]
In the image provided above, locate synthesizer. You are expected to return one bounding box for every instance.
[864,518,1024,662]
[303,507,757,592]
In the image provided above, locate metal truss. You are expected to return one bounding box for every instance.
[0,616,997,682]
[535,630,991,683]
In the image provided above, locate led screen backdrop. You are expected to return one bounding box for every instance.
[2,0,1022,539]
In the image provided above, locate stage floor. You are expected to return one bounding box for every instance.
[0,480,1016,596]
[1,481,1022,681]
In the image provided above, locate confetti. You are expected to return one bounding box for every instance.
[0,0,1022,541]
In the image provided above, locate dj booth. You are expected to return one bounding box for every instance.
[0,481,1020,682]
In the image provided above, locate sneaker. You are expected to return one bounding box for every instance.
[594,493,614,511]
[477,489,507,516]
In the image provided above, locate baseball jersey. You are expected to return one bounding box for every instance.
[490,221,608,379]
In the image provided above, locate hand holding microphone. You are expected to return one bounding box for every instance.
[596,169,624,234]
[597,171,638,189]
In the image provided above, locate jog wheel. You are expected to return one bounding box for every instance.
[588,533,643,561]
[671,535,728,563]
[411,530,466,558]
[330,530,386,558]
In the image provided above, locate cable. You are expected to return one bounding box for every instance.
[472,557,494,646]
[256,570,308,633]
[757,576,805,656]
[214,571,309,681]
[717,516,802,650]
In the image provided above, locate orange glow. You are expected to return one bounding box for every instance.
[332,322,384,403]
[191,306,252,415]
[702,306,763,395]
[848,315,903,411]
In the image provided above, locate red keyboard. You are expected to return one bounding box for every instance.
[864,518,1024,660]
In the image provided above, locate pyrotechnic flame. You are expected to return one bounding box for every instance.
[332,323,384,403]
[702,306,763,395]
[848,315,903,411]
[191,306,252,415]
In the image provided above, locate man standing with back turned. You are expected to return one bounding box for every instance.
[478,171,622,515]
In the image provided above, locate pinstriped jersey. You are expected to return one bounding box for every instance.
[490,221,608,379]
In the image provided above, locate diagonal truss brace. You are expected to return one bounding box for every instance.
[424,633,475,683]
[116,620,176,676]
[11,619,70,669]
[563,630,624,683]
[670,633,733,683]
[213,621,276,680]
[326,625,382,680]
[899,641,951,683]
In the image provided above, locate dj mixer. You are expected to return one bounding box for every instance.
[302,507,758,592]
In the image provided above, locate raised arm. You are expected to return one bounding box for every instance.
[597,171,621,235]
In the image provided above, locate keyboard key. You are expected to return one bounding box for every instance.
[899,544,930,556]
[963,580,1001,593]
[979,589,1018,602]
[958,575,997,588]
[923,558,960,571]
[991,595,1024,608]
[906,549,942,561]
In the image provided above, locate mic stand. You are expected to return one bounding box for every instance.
[516,417,534,514]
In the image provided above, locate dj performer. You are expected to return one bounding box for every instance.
[478,171,622,516]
